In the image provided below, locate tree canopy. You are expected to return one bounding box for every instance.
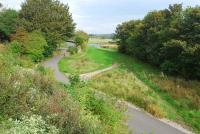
[115,4,200,79]
[75,30,89,46]
[19,0,76,56]
[0,9,18,41]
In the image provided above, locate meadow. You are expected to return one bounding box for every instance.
[58,46,200,133]
[88,38,118,49]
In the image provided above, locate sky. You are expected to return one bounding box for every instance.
[1,0,200,34]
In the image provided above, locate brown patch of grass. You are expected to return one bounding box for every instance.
[149,74,200,110]
[91,69,166,118]
[147,104,165,118]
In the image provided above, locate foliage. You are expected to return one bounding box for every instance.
[10,41,23,55]
[11,29,47,62]
[19,0,75,56]
[61,46,200,133]
[4,115,59,134]
[91,69,165,118]
[0,9,18,41]
[0,46,128,134]
[68,46,78,55]
[74,30,89,49]
[115,4,200,79]
[25,31,47,62]
[67,76,129,134]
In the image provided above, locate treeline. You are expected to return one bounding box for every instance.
[0,0,75,61]
[115,4,200,79]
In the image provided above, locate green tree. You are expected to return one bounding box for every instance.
[115,4,200,79]
[0,9,18,41]
[74,30,89,49]
[11,28,47,62]
[19,0,75,56]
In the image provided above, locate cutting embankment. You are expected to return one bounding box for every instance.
[58,46,200,133]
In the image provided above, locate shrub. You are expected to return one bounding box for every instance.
[10,41,23,55]
[0,9,18,41]
[25,31,47,62]
[67,79,129,134]
[11,29,47,62]
[5,115,59,134]
[68,46,78,55]
[0,48,118,134]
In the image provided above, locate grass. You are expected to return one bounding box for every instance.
[0,43,129,134]
[59,46,200,133]
[58,47,118,74]
[88,38,118,49]
[88,38,113,44]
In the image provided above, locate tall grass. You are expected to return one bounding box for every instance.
[63,46,200,133]
[0,45,129,134]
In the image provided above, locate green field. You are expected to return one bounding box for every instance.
[58,46,200,133]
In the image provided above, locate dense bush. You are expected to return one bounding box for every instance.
[75,30,89,50]
[67,75,129,134]
[11,29,47,62]
[115,4,200,79]
[19,0,75,56]
[68,46,78,55]
[0,46,128,134]
[0,47,87,133]
[3,115,59,134]
[0,9,18,41]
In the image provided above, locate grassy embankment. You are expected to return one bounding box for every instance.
[58,45,200,133]
[0,44,128,134]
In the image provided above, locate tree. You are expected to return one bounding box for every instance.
[19,0,75,56]
[0,9,18,41]
[115,20,137,53]
[74,30,89,48]
[115,4,200,79]
[11,28,47,62]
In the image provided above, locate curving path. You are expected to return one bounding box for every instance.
[80,64,118,80]
[43,50,192,134]
[126,103,191,134]
[43,49,69,84]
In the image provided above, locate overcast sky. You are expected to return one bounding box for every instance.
[1,0,199,34]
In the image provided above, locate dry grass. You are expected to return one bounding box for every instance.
[146,74,200,110]
[90,69,166,118]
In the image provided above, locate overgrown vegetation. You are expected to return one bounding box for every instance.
[75,30,89,50]
[0,9,18,41]
[10,29,47,62]
[19,0,75,56]
[115,4,200,79]
[66,75,129,134]
[0,43,128,134]
[59,46,200,133]
[0,1,129,134]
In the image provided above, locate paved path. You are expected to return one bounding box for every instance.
[80,64,118,80]
[126,103,191,134]
[43,50,69,84]
[42,51,192,134]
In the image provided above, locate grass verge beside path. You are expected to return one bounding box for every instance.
[58,46,200,133]
[58,47,118,74]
